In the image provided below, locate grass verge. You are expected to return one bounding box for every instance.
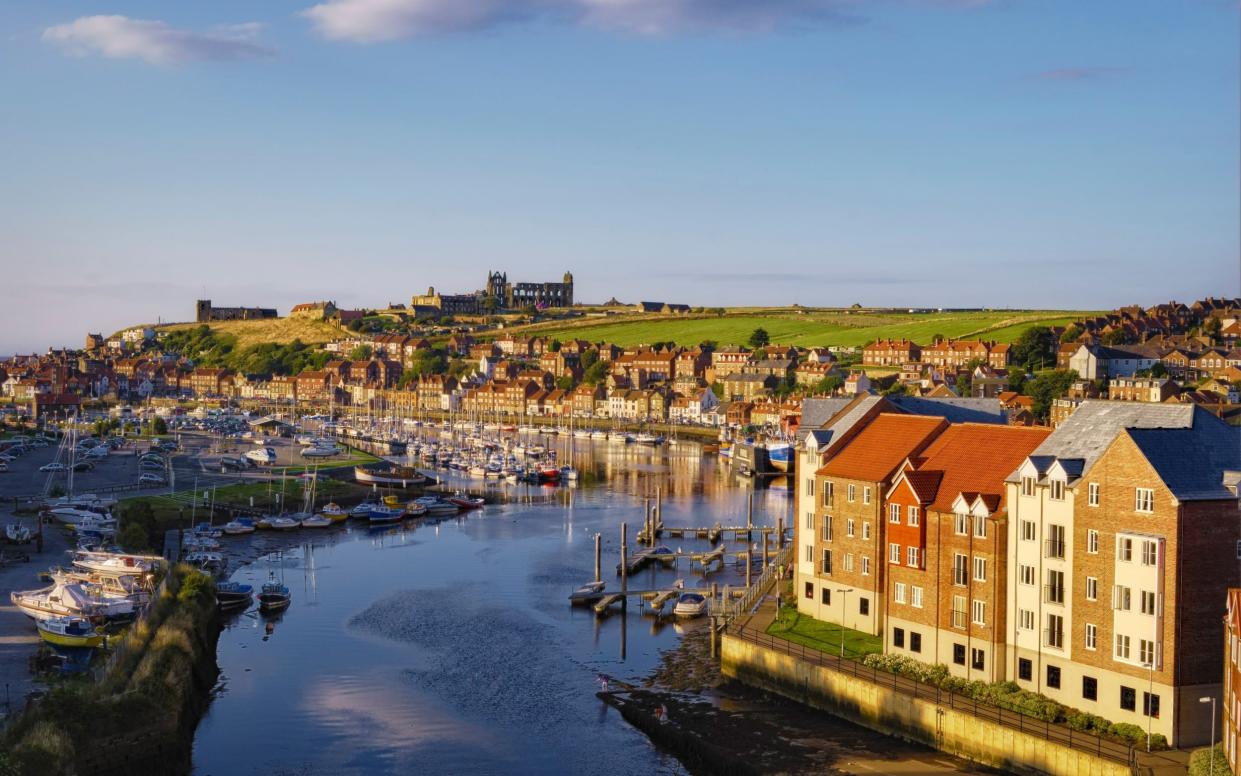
[766,603,882,659]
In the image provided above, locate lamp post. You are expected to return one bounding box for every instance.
[1143,661,1154,752]
[835,587,854,658]
[1200,696,1217,775]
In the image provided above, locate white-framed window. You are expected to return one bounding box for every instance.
[955,512,969,535]
[1115,633,1131,660]
[1135,488,1154,513]
[821,549,833,574]
[862,522,871,540]
[807,478,815,497]
[1114,585,1132,611]
[847,484,856,503]
[972,599,986,626]
[1087,529,1099,554]
[1141,590,1157,616]
[1086,577,1098,601]
[1118,537,1133,562]
[973,556,987,582]
[861,555,871,576]
[1085,623,1097,650]
[911,586,923,608]
[1021,476,1036,496]
[1050,479,1066,501]
[907,546,919,568]
[1021,520,1036,542]
[863,486,871,505]
[804,511,815,530]
[953,553,968,586]
[823,515,833,542]
[1088,482,1100,507]
[1139,639,1156,666]
[889,543,901,564]
[889,504,901,524]
[846,519,855,538]
[974,515,987,539]
[1020,564,1035,586]
[1019,609,1034,630]
[823,481,834,507]
[844,553,854,572]
[1142,540,1157,566]
[804,544,814,563]
[908,505,919,526]
[952,595,967,629]
[894,582,907,604]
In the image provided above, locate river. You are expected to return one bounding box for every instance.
[192,435,794,775]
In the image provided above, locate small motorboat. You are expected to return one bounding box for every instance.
[568,580,606,605]
[368,505,404,524]
[37,616,104,648]
[267,516,301,531]
[5,523,31,543]
[223,518,256,535]
[349,502,377,519]
[319,503,348,523]
[673,592,708,618]
[300,515,332,529]
[382,494,402,507]
[215,582,253,610]
[185,551,227,573]
[446,495,485,510]
[258,579,291,613]
[413,497,460,516]
[403,502,428,518]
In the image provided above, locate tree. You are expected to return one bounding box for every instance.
[1011,326,1056,371]
[748,328,770,348]
[555,375,574,391]
[348,344,373,361]
[1100,329,1132,346]
[407,348,446,377]
[1148,362,1168,378]
[151,416,167,436]
[710,382,724,399]
[1059,324,1083,344]
[117,522,150,552]
[1204,316,1223,338]
[1026,369,1079,422]
[583,361,610,385]
[549,339,562,352]
[579,349,599,370]
[882,381,908,397]
[811,375,844,396]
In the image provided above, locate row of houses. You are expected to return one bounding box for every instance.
[794,397,1241,748]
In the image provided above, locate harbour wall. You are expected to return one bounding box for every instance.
[720,634,1131,776]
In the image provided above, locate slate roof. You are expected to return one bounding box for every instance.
[889,396,1007,425]
[798,397,854,431]
[1126,420,1241,501]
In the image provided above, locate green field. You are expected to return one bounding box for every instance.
[520,309,1095,348]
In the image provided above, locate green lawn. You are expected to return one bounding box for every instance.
[522,309,1096,348]
[766,604,883,659]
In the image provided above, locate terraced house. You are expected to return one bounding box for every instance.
[1005,401,1241,747]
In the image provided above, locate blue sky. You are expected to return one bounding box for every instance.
[1,0,1238,353]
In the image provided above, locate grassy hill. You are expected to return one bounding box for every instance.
[515,309,1095,348]
[158,317,343,349]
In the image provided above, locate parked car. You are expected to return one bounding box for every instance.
[72,461,95,472]
[140,461,165,472]
[138,472,166,485]
[0,462,8,473]
[38,462,67,472]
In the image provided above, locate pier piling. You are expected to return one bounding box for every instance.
[761,531,768,572]
[594,533,602,583]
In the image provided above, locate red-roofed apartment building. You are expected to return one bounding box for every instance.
[803,413,949,635]
[882,423,1051,681]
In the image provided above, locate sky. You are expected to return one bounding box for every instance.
[1,0,1238,354]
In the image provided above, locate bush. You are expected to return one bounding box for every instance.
[1189,744,1225,776]
[1108,722,1147,746]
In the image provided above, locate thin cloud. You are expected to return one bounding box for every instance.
[1031,66,1128,82]
[300,0,860,41]
[43,15,274,65]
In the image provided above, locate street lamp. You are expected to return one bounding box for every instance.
[1143,661,1154,752]
[835,587,854,658]
[1200,696,1217,775]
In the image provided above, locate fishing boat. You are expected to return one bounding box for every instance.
[301,514,332,529]
[368,504,405,524]
[258,579,291,613]
[672,592,708,618]
[319,503,348,523]
[765,441,793,473]
[354,465,428,488]
[215,582,253,610]
[37,616,104,648]
[223,517,256,535]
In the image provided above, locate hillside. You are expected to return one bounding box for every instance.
[513,309,1095,348]
[157,317,343,349]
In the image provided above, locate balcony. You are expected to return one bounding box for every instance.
[1044,628,1064,649]
[1044,584,1065,605]
[1044,540,1066,559]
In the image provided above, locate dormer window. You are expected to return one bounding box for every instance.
[1021,476,1036,497]
[1049,480,1066,501]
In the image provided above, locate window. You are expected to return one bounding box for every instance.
[972,599,986,626]
[804,582,814,599]
[1088,482,1100,507]
[863,487,871,505]
[820,588,831,605]
[973,556,987,582]
[1114,585,1131,612]
[907,505,919,526]
[804,544,814,563]
[848,484,856,503]
[953,643,966,665]
[910,632,921,653]
[1020,565,1035,586]
[807,478,815,497]
[859,597,869,616]
[1120,686,1136,712]
[952,595,967,629]
[1115,634,1131,660]
[907,547,920,568]
[971,648,985,671]
[1135,488,1154,513]
[805,511,815,530]
[1117,537,1133,562]
[824,481,834,507]
[1087,529,1099,554]
[974,515,987,539]
[1018,658,1032,681]
[861,556,870,576]
[889,543,901,564]
[1046,569,1065,604]
[889,504,900,523]
[1086,577,1098,601]
[1140,639,1156,666]
[911,586,923,609]
[893,627,905,648]
[955,512,969,535]
[846,519,855,538]
[862,522,871,540]
[1046,524,1066,559]
[953,553,968,586]
[1021,476,1036,496]
[1046,614,1064,648]
[1083,676,1098,701]
[1143,692,1160,719]
[1050,479,1066,501]
[1021,520,1036,542]
[820,549,832,575]
[844,553,854,572]
[1142,540,1157,566]
[822,515,833,542]
[1019,609,1034,631]
[1085,623,1097,650]
[893,582,906,604]
[1047,665,1061,689]
[1141,590,1157,616]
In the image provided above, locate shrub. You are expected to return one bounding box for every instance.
[1107,722,1146,745]
[1189,744,1225,776]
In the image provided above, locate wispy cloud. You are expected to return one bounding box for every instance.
[1031,66,1129,82]
[300,0,862,42]
[43,15,274,65]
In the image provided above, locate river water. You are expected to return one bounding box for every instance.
[192,436,794,775]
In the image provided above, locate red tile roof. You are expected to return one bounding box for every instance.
[817,413,948,482]
[910,423,1052,513]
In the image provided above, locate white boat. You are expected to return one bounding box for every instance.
[301,444,342,458]
[47,507,114,527]
[245,447,277,465]
[223,518,256,535]
[265,516,301,530]
[301,515,332,528]
[673,592,708,618]
[413,497,460,516]
[184,551,227,573]
[11,580,135,621]
[73,551,158,577]
[5,523,31,543]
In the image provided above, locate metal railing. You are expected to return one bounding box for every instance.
[1044,539,1066,559]
[715,543,793,622]
[1044,584,1065,605]
[728,624,1136,767]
